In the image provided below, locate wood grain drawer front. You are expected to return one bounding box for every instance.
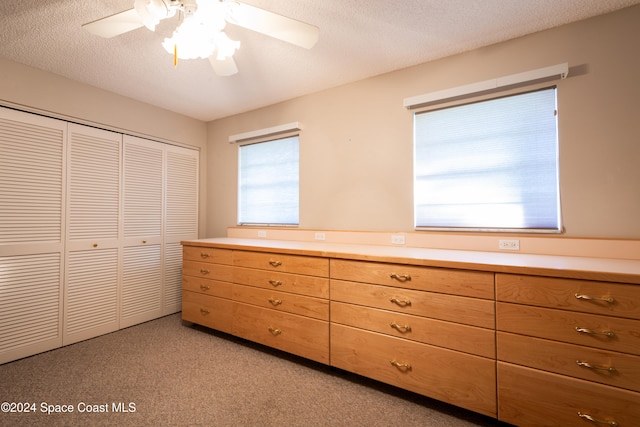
[498,362,640,427]
[182,276,233,299]
[497,302,640,355]
[182,291,233,334]
[232,302,329,364]
[233,266,329,298]
[183,260,233,282]
[331,324,496,417]
[331,301,495,358]
[232,284,329,321]
[233,251,329,277]
[330,259,494,299]
[183,246,233,265]
[496,274,640,320]
[497,332,640,392]
[331,279,494,329]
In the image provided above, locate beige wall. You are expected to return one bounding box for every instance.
[0,58,209,237]
[206,6,640,240]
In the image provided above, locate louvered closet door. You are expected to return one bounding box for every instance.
[164,145,199,314]
[121,136,163,327]
[64,124,121,345]
[0,107,66,364]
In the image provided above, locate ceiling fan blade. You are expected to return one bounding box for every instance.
[227,2,319,49]
[209,55,238,76]
[82,8,144,38]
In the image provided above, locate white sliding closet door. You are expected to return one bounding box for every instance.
[0,107,67,364]
[121,136,163,327]
[164,145,199,314]
[63,123,121,345]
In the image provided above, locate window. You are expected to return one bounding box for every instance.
[238,136,299,225]
[413,87,561,232]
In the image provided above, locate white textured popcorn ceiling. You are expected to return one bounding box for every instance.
[0,0,638,121]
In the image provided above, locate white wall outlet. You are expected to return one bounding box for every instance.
[314,232,326,241]
[391,235,406,245]
[257,230,267,238]
[499,239,520,251]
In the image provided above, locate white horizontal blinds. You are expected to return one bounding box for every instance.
[123,138,163,238]
[121,245,162,325]
[0,253,61,353]
[0,114,65,244]
[238,136,299,225]
[162,241,183,314]
[414,88,560,230]
[68,126,121,240]
[166,147,199,236]
[64,249,118,341]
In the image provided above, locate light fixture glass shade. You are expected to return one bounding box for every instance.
[162,1,239,60]
[134,0,174,31]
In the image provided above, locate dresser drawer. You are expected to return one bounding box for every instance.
[183,246,233,264]
[232,302,329,364]
[182,276,232,299]
[183,260,233,282]
[331,324,496,417]
[233,251,329,277]
[498,332,640,392]
[331,279,494,328]
[233,266,329,298]
[331,301,495,358]
[182,291,233,334]
[497,302,640,355]
[330,259,494,299]
[498,362,640,427]
[496,274,640,319]
[233,284,329,321]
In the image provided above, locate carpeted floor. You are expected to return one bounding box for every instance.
[0,314,511,426]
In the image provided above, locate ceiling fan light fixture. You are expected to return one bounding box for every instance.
[134,0,174,31]
[162,2,238,61]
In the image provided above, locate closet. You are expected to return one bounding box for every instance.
[0,107,198,364]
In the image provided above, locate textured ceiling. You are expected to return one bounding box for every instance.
[1,0,638,122]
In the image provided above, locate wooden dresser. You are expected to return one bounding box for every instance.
[182,244,330,364]
[330,259,496,416]
[181,238,640,425]
[496,274,640,426]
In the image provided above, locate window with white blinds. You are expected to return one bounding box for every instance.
[238,136,299,225]
[414,87,561,231]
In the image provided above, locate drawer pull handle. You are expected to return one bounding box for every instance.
[268,327,282,336]
[268,298,283,306]
[577,412,618,426]
[199,284,210,291]
[269,280,283,287]
[389,273,411,281]
[390,360,412,371]
[575,327,615,338]
[200,252,210,259]
[575,293,615,304]
[200,308,210,315]
[390,322,412,333]
[93,243,98,248]
[390,297,412,307]
[576,360,616,373]
[200,269,210,275]
[269,260,282,267]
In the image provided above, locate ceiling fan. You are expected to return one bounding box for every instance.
[82,0,319,76]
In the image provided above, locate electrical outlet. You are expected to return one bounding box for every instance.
[314,232,326,241]
[391,235,406,245]
[257,230,267,238]
[499,239,520,251]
